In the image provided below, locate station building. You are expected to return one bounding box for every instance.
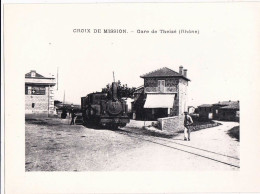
[132,66,190,120]
[25,70,56,116]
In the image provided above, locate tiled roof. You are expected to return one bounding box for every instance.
[198,101,239,109]
[220,102,239,110]
[136,85,144,90]
[25,71,45,78]
[140,67,190,81]
[198,104,213,107]
[134,86,144,94]
[213,101,238,106]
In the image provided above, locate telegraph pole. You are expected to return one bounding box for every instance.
[48,85,50,117]
[113,71,115,82]
[57,67,59,91]
[63,90,65,106]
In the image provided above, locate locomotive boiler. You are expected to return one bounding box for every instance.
[81,82,130,128]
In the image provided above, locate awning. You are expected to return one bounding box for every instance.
[144,94,175,108]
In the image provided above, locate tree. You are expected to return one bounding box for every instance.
[101,81,136,99]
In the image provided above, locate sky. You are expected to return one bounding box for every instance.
[5,3,260,106]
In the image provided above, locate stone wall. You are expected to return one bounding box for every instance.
[144,86,177,93]
[144,77,178,94]
[157,116,221,134]
[171,87,179,116]
[157,116,185,134]
[25,86,55,114]
[178,79,188,115]
[144,77,179,87]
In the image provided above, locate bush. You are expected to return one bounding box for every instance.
[227,126,240,141]
[151,121,159,128]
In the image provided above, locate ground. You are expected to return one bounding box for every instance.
[25,118,240,171]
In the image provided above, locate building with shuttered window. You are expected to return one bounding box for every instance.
[25,70,56,115]
[132,66,190,120]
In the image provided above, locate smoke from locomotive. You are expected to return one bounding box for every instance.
[81,81,130,128]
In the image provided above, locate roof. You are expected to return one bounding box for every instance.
[25,70,54,79]
[220,102,239,110]
[140,67,190,81]
[25,71,44,78]
[198,104,213,108]
[213,101,238,106]
[134,85,144,94]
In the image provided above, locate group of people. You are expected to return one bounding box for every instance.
[61,105,77,125]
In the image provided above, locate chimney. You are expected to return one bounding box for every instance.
[179,66,183,75]
[183,69,187,77]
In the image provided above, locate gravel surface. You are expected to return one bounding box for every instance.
[25,118,239,171]
[171,121,240,160]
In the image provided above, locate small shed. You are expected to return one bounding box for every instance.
[197,104,213,120]
[218,102,240,121]
[212,101,239,120]
[188,106,196,114]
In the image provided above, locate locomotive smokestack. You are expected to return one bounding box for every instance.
[112,82,118,101]
[113,71,115,82]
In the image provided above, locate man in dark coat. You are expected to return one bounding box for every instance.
[184,111,193,141]
[61,107,67,119]
[70,107,76,125]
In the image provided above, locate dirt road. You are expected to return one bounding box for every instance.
[25,118,239,171]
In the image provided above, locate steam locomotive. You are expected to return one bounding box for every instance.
[81,82,130,128]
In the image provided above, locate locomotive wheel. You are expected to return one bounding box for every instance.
[110,124,119,130]
[120,123,127,128]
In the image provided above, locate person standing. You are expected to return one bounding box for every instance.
[184,111,193,141]
[61,107,67,119]
[70,107,76,125]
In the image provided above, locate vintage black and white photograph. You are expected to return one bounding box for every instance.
[3,2,260,193]
[25,66,240,171]
[19,4,242,172]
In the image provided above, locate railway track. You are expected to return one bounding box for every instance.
[115,128,240,169]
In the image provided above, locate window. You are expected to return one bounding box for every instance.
[32,103,35,108]
[30,86,46,95]
[25,86,28,94]
[158,80,165,92]
[31,71,36,77]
